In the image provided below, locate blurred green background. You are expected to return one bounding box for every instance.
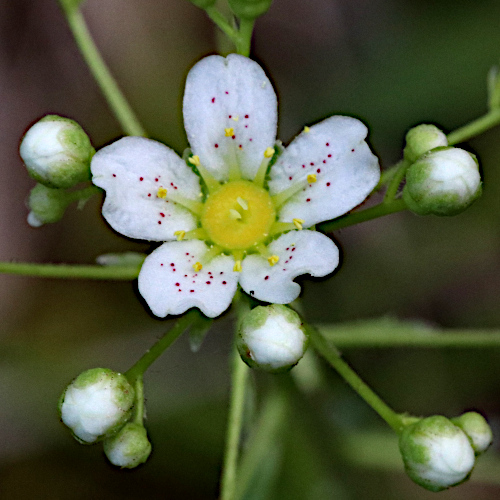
[1,0,500,498]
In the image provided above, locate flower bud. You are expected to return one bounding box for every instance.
[451,412,493,455]
[188,0,217,8]
[399,415,475,492]
[227,0,273,19]
[403,147,482,216]
[237,304,308,372]
[59,368,135,444]
[27,184,72,227]
[403,124,448,164]
[20,115,93,189]
[103,422,152,468]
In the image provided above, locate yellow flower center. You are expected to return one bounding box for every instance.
[201,180,276,251]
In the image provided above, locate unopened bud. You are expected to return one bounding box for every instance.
[27,184,72,227]
[103,422,152,468]
[20,115,93,189]
[227,0,273,19]
[237,304,308,372]
[188,0,217,8]
[403,147,482,216]
[399,415,475,492]
[59,368,135,444]
[404,124,448,164]
[452,412,493,455]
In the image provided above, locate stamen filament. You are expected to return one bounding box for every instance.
[188,155,221,194]
[253,243,269,258]
[253,148,275,187]
[184,228,209,240]
[268,222,297,237]
[271,182,305,209]
[202,244,224,264]
[167,192,204,216]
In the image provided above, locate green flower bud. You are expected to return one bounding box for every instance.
[403,147,482,216]
[27,184,72,227]
[20,115,93,189]
[403,124,448,164]
[188,0,217,8]
[228,0,273,19]
[237,304,308,373]
[451,412,493,455]
[58,368,135,444]
[399,416,475,492]
[103,422,152,468]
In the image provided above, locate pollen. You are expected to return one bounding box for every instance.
[193,262,203,272]
[174,230,186,241]
[233,260,242,272]
[303,126,310,133]
[264,147,275,158]
[188,155,201,166]
[293,218,305,230]
[307,174,317,183]
[225,128,234,137]
[157,187,167,199]
[268,255,279,266]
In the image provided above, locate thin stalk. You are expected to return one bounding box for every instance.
[235,19,255,57]
[447,108,500,145]
[63,8,146,137]
[383,159,410,202]
[309,326,404,433]
[205,6,239,42]
[125,311,196,382]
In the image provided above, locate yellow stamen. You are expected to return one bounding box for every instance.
[293,218,305,230]
[188,155,200,166]
[303,126,310,133]
[264,147,275,158]
[225,127,234,137]
[157,187,167,199]
[233,260,242,272]
[268,255,279,266]
[174,230,185,241]
[229,209,242,220]
[307,174,317,183]
[236,197,248,210]
[193,262,203,272]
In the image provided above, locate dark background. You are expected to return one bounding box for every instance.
[1,0,500,498]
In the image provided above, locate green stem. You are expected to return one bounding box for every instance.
[125,311,196,382]
[383,159,410,202]
[131,376,145,424]
[67,185,102,204]
[375,161,403,192]
[205,6,239,41]
[0,261,140,280]
[320,198,407,232]
[235,19,255,57]
[220,294,250,500]
[447,108,500,145]
[309,326,404,433]
[62,8,147,137]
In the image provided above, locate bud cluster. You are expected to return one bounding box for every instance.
[59,368,152,468]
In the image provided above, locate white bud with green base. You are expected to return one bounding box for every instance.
[20,115,93,189]
[452,412,493,455]
[403,147,482,216]
[399,415,476,492]
[103,422,152,468]
[27,184,72,227]
[59,368,135,444]
[237,304,308,372]
[403,124,448,164]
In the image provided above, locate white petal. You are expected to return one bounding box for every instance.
[268,116,380,226]
[91,137,202,241]
[138,240,238,318]
[183,54,277,182]
[239,230,339,304]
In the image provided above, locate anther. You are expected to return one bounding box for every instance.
[193,262,203,272]
[236,197,248,210]
[268,255,279,266]
[225,128,234,137]
[232,115,239,122]
[293,218,305,230]
[233,261,242,272]
[307,174,317,183]
[174,230,186,241]
[188,155,201,166]
[157,187,167,199]
[264,147,275,158]
[303,126,310,133]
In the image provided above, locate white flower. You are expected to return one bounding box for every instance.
[237,304,307,372]
[59,368,135,444]
[91,55,380,318]
[399,416,476,492]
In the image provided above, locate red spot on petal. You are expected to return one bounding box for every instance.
[351,148,355,152]
[326,142,330,146]
[291,247,296,251]
[225,91,229,94]
[173,269,176,272]
[215,144,219,148]
[264,276,269,280]
[184,274,188,277]
[245,114,249,119]
[190,290,195,293]
[175,282,180,286]
[139,177,144,181]
[289,176,293,180]
[328,154,332,158]
[220,272,224,275]
[185,253,189,256]
[249,138,253,141]
[245,125,248,128]
[306,198,311,202]
[160,213,165,217]
[178,289,182,292]
[112,174,116,177]
[148,193,151,197]
[232,135,236,139]
[170,263,175,267]
[160,263,164,266]
[229,115,232,118]
[317,168,321,173]
[155,178,159,182]
[212,97,215,103]
[323,160,327,163]
[310,162,314,166]
[206,281,211,285]
[158,221,161,224]
[222,281,227,285]
[326,182,331,186]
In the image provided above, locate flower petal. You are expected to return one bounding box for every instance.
[138,240,238,318]
[268,116,380,226]
[91,137,202,241]
[183,54,277,182]
[239,230,339,304]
